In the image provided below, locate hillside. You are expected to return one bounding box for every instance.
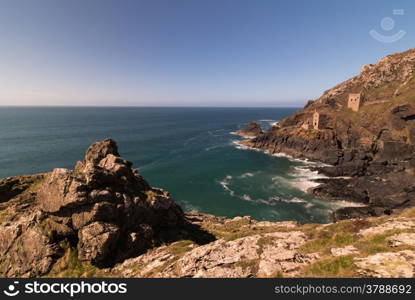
[242,48,415,219]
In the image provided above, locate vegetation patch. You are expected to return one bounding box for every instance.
[236,259,259,273]
[306,255,356,277]
[167,240,195,256]
[46,248,101,278]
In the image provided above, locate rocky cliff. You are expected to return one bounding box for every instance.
[241,48,415,219]
[1,139,415,278]
[0,139,215,277]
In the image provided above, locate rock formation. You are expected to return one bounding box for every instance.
[0,139,187,276]
[241,48,415,219]
[234,121,263,137]
[111,210,415,278]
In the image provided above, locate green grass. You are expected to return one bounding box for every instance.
[26,175,44,193]
[236,259,259,273]
[46,248,99,278]
[300,232,354,254]
[167,240,195,256]
[307,256,356,277]
[299,219,369,254]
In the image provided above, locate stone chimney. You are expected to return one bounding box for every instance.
[313,110,320,130]
[348,93,362,112]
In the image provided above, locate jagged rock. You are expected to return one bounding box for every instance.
[37,168,89,213]
[234,122,263,137]
[0,174,43,203]
[0,139,185,276]
[78,222,120,267]
[355,251,415,278]
[149,231,316,278]
[358,218,415,237]
[387,233,415,247]
[0,211,57,277]
[331,245,359,257]
[111,230,318,278]
[85,138,120,164]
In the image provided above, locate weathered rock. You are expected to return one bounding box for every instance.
[355,251,415,278]
[0,174,44,203]
[358,218,415,237]
[0,211,57,277]
[150,231,315,278]
[0,139,186,276]
[234,122,263,137]
[331,245,359,257]
[85,138,120,164]
[78,222,120,267]
[37,168,89,213]
[387,233,415,247]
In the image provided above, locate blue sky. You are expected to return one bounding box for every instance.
[0,0,414,107]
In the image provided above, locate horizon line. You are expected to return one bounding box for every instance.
[0,105,303,108]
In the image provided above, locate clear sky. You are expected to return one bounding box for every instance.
[0,0,414,107]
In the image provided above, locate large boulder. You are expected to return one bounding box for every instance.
[234,122,263,137]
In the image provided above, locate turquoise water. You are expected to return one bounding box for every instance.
[0,107,348,223]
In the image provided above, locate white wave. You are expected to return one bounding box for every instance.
[231,140,262,151]
[232,140,249,150]
[256,197,278,206]
[237,193,311,207]
[271,151,326,165]
[205,144,225,151]
[231,139,317,167]
[229,131,256,139]
[304,202,314,208]
[329,200,367,208]
[179,200,201,211]
[239,172,255,178]
[288,166,327,192]
[242,194,252,201]
[257,119,280,128]
[218,175,235,196]
[284,197,307,203]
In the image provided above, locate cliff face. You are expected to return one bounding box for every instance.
[0,139,198,277]
[1,139,415,278]
[242,48,415,219]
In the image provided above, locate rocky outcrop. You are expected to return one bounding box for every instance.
[0,139,187,276]
[111,214,318,278]
[354,251,415,278]
[111,209,415,278]
[234,122,263,137]
[240,48,415,219]
[387,233,415,247]
[330,245,359,257]
[169,231,316,278]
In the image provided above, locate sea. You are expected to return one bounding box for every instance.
[0,106,356,223]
